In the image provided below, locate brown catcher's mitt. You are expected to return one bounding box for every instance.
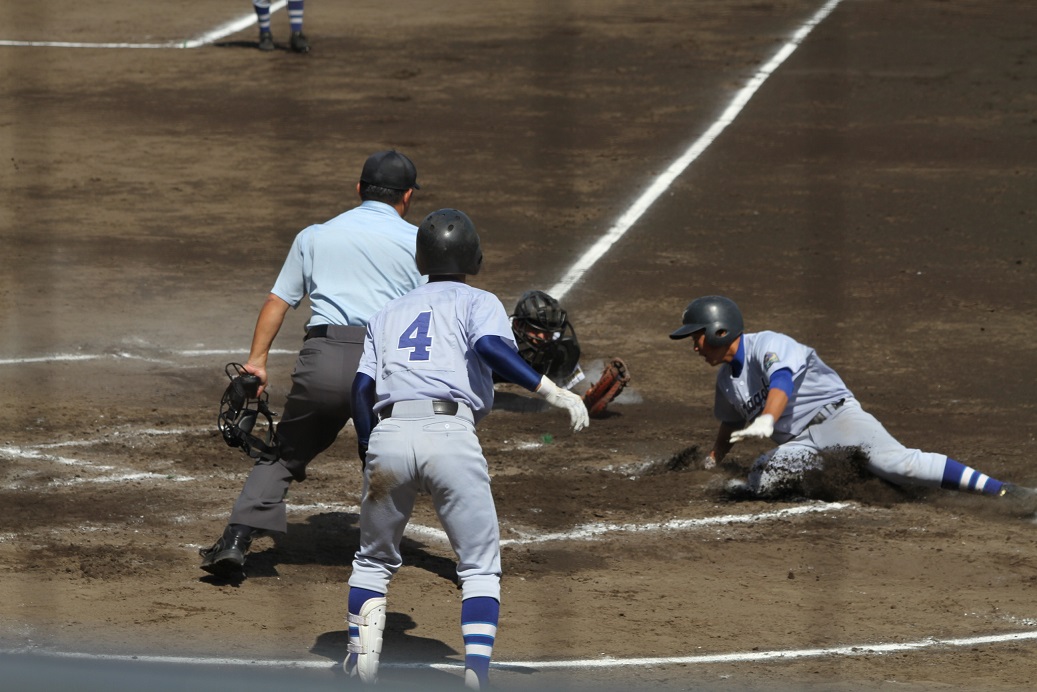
[582,357,631,418]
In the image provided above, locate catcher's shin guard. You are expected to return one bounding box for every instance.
[344,596,387,683]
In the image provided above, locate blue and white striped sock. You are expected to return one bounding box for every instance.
[941,458,1003,495]
[461,597,499,687]
[288,0,304,33]
[253,1,272,33]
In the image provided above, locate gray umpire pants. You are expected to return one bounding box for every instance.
[229,325,366,534]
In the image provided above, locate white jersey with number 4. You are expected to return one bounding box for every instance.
[358,281,516,423]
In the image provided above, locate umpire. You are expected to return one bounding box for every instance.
[200,150,426,577]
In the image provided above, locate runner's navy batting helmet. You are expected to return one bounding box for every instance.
[415,209,483,276]
[669,295,744,347]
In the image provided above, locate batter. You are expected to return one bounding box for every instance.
[670,295,1037,507]
[344,209,589,690]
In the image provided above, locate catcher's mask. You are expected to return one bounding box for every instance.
[217,362,280,462]
[669,295,744,348]
[511,290,581,379]
[415,208,483,276]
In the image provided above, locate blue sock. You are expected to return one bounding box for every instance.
[941,458,1003,495]
[346,588,385,671]
[288,0,304,33]
[253,2,271,33]
[461,597,499,685]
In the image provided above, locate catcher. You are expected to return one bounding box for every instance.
[507,290,630,418]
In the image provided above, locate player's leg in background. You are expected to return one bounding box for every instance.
[288,0,309,53]
[253,0,274,50]
[288,0,304,32]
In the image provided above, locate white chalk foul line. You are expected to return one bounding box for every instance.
[0,2,286,49]
[8,628,1036,672]
[548,0,845,302]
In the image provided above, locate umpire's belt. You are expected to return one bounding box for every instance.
[807,398,846,428]
[378,400,472,422]
[304,324,366,342]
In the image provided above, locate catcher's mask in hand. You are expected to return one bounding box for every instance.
[218,362,280,462]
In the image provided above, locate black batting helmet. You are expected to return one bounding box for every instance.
[669,295,744,347]
[415,209,483,276]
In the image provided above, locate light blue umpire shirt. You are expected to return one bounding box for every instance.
[271,200,427,328]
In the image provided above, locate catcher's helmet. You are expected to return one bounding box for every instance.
[511,290,581,380]
[669,295,744,347]
[513,290,568,332]
[415,208,483,276]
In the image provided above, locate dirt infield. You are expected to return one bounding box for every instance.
[2,1,1036,690]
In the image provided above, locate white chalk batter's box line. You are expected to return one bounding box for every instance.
[0,349,298,367]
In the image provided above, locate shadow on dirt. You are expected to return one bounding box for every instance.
[198,512,461,585]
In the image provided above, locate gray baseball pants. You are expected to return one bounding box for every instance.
[229,325,365,533]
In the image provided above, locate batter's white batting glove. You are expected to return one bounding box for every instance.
[729,414,775,443]
[536,375,590,432]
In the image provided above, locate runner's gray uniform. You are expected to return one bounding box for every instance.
[718,331,994,495]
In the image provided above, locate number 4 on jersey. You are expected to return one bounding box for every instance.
[398,311,433,361]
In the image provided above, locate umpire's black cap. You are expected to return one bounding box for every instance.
[360,150,420,190]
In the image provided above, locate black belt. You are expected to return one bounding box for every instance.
[380,400,458,419]
[305,325,330,340]
[808,398,846,427]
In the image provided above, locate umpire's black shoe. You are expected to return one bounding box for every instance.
[199,524,255,577]
[289,31,310,53]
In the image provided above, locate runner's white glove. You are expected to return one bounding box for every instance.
[536,376,590,432]
[729,414,774,442]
